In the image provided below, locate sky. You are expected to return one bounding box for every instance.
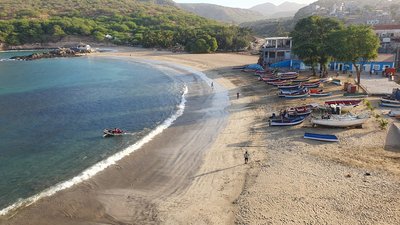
[173,0,317,9]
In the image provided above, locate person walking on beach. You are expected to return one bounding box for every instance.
[237,92,240,99]
[244,151,249,164]
[211,82,214,88]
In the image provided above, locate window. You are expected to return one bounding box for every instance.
[373,64,380,70]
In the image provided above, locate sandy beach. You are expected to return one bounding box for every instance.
[1,48,400,224]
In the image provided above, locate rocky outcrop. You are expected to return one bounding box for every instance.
[10,48,89,60]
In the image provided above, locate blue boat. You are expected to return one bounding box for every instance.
[269,116,306,126]
[303,133,339,142]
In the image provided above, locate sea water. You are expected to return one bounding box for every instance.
[0,53,184,212]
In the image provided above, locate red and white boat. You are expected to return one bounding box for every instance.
[325,99,362,106]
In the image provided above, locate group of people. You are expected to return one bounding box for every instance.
[112,128,123,134]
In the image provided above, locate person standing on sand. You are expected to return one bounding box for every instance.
[211,82,213,88]
[244,151,249,164]
[237,92,240,99]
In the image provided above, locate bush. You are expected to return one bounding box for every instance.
[377,118,389,130]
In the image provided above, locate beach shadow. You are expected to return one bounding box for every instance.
[190,164,244,179]
[227,141,252,148]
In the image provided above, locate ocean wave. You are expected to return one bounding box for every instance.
[0,84,188,216]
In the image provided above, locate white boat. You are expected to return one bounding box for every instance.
[381,98,400,104]
[380,102,400,108]
[389,110,400,117]
[311,114,369,128]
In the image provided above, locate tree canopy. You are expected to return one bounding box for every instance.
[328,24,380,85]
[290,16,342,75]
[291,15,380,86]
[0,0,252,53]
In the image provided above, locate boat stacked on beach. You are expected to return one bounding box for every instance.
[380,88,400,108]
[311,113,369,128]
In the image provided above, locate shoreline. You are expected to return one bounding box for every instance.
[2,48,400,224]
[0,61,189,216]
[0,49,251,224]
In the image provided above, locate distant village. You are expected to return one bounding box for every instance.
[259,1,400,74]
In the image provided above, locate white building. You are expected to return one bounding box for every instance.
[260,37,293,65]
[77,44,91,51]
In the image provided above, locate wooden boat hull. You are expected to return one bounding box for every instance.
[269,117,305,126]
[344,93,368,98]
[278,84,302,89]
[325,99,361,106]
[380,102,400,108]
[304,133,339,142]
[381,98,400,104]
[279,93,309,98]
[389,110,400,117]
[310,92,332,97]
[311,118,368,127]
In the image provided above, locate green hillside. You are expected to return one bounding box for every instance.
[0,0,251,53]
[177,3,264,24]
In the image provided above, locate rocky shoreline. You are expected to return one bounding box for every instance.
[9,48,92,60]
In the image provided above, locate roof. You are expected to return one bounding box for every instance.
[376,54,395,62]
[373,24,400,30]
[265,37,292,40]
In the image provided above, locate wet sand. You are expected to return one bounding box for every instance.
[2,48,400,224]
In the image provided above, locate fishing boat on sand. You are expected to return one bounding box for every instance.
[343,93,368,98]
[380,98,400,104]
[269,116,306,126]
[311,114,368,128]
[279,89,309,98]
[304,133,339,142]
[277,83,302,89]
[380,102,400,108]
[302,81,321,88]
[388,110,400,117]
[287,104,316,116]
[309,89,332,97]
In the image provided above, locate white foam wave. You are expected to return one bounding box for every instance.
[0,85,188,216]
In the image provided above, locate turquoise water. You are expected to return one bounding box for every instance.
[0,53,184,210]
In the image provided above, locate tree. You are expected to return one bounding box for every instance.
[291,16,342,75]
[328,25,380,87]
[190,39,210,53]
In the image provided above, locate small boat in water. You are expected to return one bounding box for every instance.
[304,133,339,142]
[103,128,124,137]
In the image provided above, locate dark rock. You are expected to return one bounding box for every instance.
[10,48,83,61]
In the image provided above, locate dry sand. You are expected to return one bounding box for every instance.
[1,48,400,225]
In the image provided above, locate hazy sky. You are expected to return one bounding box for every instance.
[173,0,317,9]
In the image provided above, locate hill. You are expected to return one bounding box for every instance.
[241,18,295,37]
[294,0,400,22]
[177,3,264,24]
[0,0,252,52]
[250,1,307,18]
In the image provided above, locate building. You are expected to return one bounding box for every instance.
[260,36,395,72]
[330,54,395,73]
[260,37,293,65]
[77,44,91,51]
